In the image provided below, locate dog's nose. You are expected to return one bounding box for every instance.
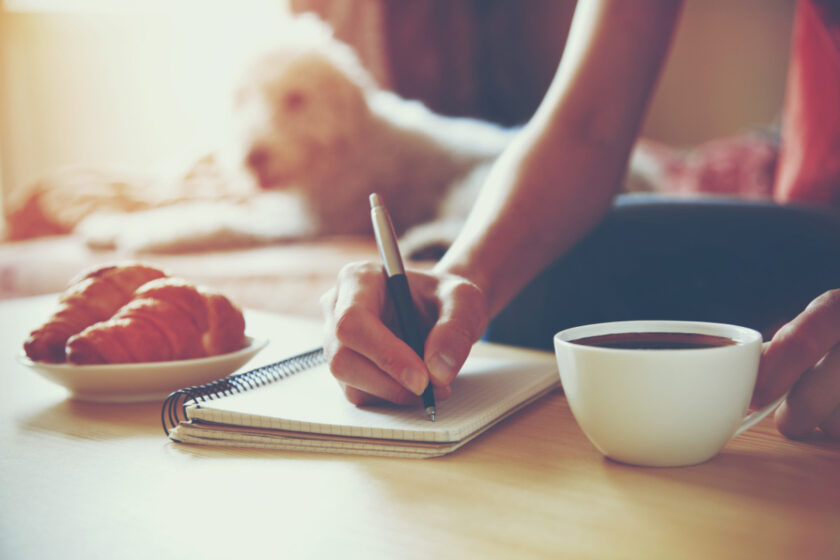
[245,148,277,189]
[246,148,270,172]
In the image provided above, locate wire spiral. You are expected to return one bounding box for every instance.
[161,347,325,436]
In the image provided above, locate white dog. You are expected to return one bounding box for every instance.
[78,15,514,257]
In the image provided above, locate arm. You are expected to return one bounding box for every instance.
[322,0,683,406]
[437,0,683,315]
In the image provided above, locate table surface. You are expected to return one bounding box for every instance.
[1,295,838,560]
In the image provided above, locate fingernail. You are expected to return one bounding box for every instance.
[428,351,458,385]
[401,367,427,396]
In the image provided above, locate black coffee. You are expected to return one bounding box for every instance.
[570,332,738,350]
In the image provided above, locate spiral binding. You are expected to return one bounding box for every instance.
[161,347,325,436]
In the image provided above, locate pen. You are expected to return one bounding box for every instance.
[369,193,436,421]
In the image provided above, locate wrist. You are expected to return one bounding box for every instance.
[432,250,505,318]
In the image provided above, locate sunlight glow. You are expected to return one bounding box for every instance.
[5,0,236,14]
[0,0,292,196]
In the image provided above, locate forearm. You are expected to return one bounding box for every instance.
[435,0,683,316]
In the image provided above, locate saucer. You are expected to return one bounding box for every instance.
[18,336,269,403]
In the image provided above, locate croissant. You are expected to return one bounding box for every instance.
[65,277,246,364]
[23,263,166,362]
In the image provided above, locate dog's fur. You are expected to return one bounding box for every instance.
[75,15,514,256]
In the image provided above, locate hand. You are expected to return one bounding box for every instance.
[754,289,840,439]
[320,261,488,406]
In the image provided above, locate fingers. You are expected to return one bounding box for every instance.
[753,289,840,440]
[755,289,840,406]
[819,407,840,439]
[424,277,488,387]
[322,262,488,407]
[773,342,840,439]
[321,261,431,405]
[333,305,429,395]
[328,344,419,406]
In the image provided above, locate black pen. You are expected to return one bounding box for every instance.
[369,193,436,421]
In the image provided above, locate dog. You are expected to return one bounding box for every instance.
[6,14,778,255]
[74,14,514,257]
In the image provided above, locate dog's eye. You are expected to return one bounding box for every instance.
[283,90,306,112]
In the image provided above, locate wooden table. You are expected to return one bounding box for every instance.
[1,295,838,560]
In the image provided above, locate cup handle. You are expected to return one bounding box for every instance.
[734,393,788,437]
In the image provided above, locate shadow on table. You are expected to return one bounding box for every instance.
[19,398,163,439]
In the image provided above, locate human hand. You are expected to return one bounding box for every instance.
[320,261,488,406]
[753,289,840,439]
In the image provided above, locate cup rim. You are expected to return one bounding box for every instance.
[554,320,762,351]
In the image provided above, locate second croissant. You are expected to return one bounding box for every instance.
[65,277,246,365]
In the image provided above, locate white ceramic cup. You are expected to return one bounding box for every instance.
[554,320,785,467]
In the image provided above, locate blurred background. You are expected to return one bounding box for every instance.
[0,0,794,216]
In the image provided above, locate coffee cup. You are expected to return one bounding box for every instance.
[554,320,785,467]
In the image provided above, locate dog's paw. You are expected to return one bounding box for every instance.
[75,212,124,250]
[76,195,319,254]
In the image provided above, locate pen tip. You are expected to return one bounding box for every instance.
[426,407,436,422]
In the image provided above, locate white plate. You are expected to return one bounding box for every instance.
[18,336,269,403]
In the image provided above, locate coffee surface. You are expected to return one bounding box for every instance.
[571,332,738,350]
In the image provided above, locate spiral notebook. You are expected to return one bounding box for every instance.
[162,343,560,458]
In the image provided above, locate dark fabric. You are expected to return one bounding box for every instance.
[290,0,575,125]
[484,195,840,350]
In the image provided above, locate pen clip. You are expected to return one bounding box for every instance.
[370,193,405,277]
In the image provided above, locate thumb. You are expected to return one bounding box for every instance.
[423,279,488,387]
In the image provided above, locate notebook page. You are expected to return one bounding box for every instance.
[187,351,559,443]
[173,380,556,457]
[170,423,461,458]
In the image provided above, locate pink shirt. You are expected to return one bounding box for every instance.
[775,0,840,205]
